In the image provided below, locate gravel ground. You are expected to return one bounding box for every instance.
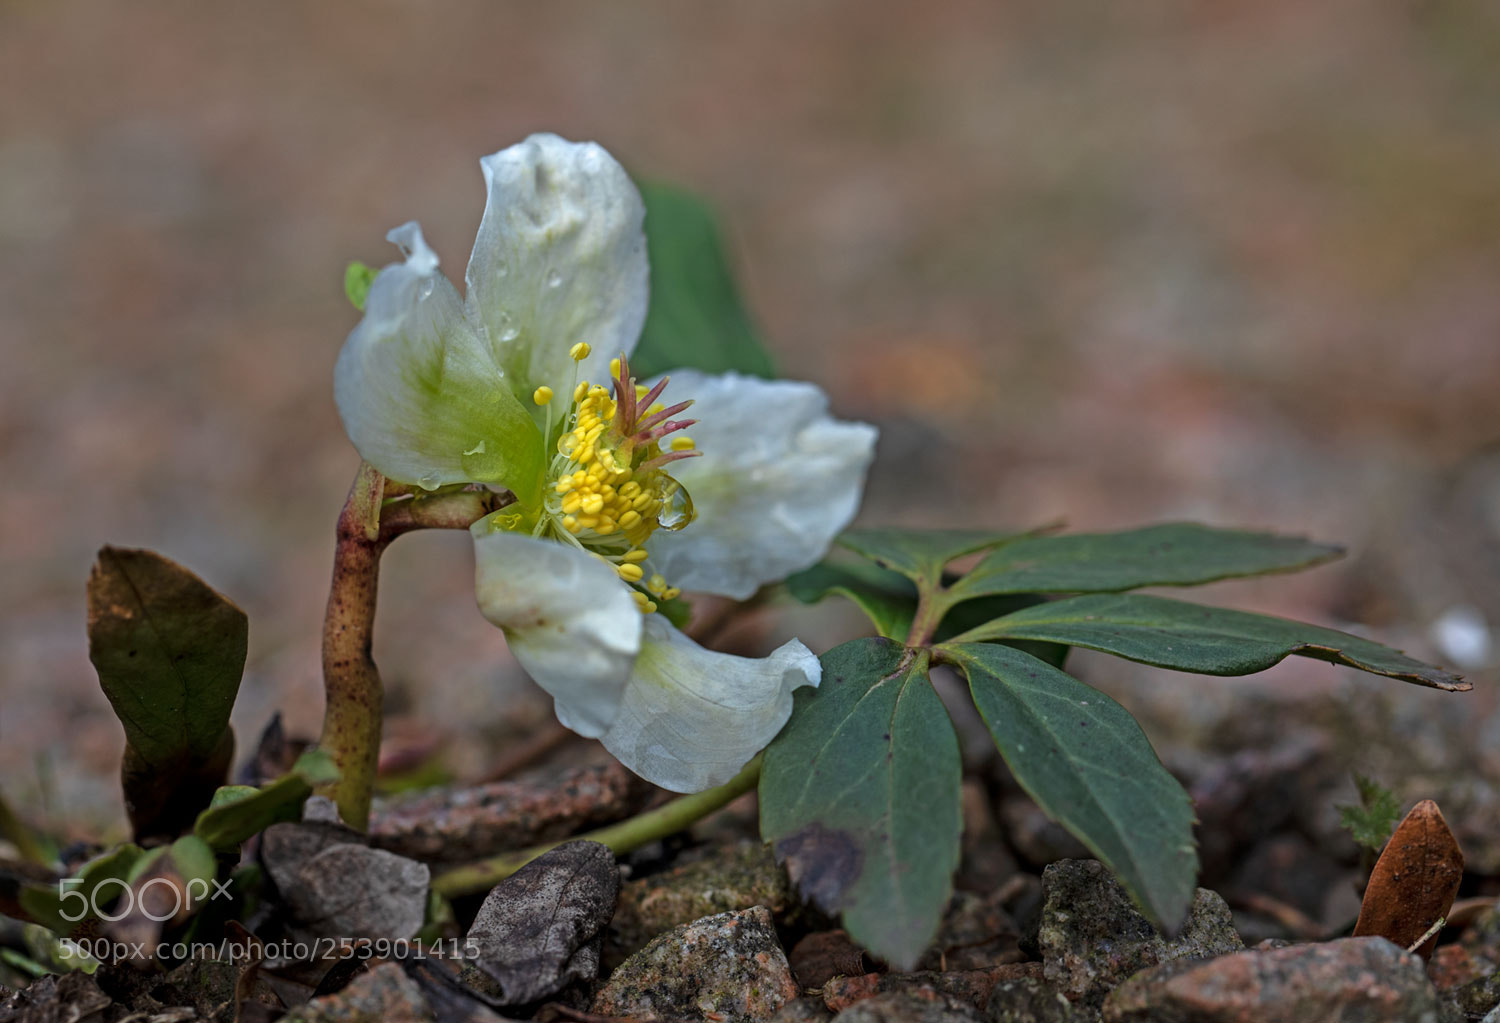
[3,0,1499,832]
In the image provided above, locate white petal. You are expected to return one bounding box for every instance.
[465,134,648,407]
[600,615,820,792]
[335,222,543,495]
[644,371,879,599]
[471,522,642,737]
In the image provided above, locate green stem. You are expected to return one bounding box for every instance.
[432,754,763,897]
[319,465,498,830]
[906,586,952,647]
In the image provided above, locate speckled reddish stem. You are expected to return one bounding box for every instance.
[319,463,500,829]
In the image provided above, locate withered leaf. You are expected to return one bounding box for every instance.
[87,546,247,840]
[465,840,620,1006]
[789,929,874,988]
[1352,798,1464,959]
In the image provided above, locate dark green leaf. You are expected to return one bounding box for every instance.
[121,731,235,843]
[957,593,1467,691]
[193,750,340,851]
[760,639,962,969]
[837,528,1036,591]
[88,547,247,764]
[344,261,377,311]
[87,547,247,840]
[935,593,1070,668]
[942,642,1197,930]
[1338,774,1402,852]
[785,560,917,640]
[630,182,776,380]
[20,844,144,936]
[947,524,1343,602]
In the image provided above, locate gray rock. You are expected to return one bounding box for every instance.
[593,906,799,1023]
[262,821,430,943]
[280,962,430,1022]
[832,991,985,1023]
[1451,969,1500,1018]
[986,975,1081,1022]
[1039,859,1242,1008]
[607,840,794,967]
[1101,936,1442,1022]
[776,994,836,1022]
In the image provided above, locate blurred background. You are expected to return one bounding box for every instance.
[3,1,1499,835]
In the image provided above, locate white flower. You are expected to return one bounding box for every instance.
[335,133,878,792]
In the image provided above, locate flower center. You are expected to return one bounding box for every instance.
[537,350,700,614]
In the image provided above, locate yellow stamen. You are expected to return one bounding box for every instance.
[570,342,591,361]
[617,563,644,582]
[669,436,695,451]
[533,385,554,406]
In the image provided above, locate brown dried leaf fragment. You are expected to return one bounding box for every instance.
[1353,798,1464,959]
[464,840,620,1006]
[790,929,874,988]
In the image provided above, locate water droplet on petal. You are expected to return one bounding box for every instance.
[418,472,441,491]
[546,269,563,289]
[657,481,695,531]
[417,278,435,301]
[496,310,520,342]
[496,261,509,278]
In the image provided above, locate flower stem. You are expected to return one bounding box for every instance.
[431,754,763,897]
[319,464,498,830]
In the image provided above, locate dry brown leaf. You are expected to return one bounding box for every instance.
[1352,798,1464,959]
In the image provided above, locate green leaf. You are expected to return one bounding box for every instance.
[19,844,144,936]
[785,560,918,640]
[942,642,1197,930]
[1338,774,1402,852]
[947,524,1343,602]
[760,639,962,969]
[344,261,377,311]
[837,528,1035,592]
[87,547,246,840]
[630,182,776,380]
[193,749,340,851]
[88,547,247,765]
[165,835,218,893]
[956,593,1467,691]
[935,593,1070,668]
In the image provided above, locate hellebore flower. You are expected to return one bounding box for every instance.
[334,133,877,792]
